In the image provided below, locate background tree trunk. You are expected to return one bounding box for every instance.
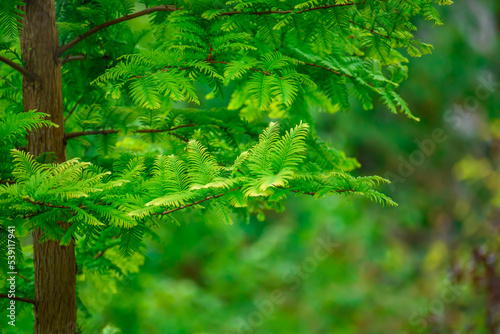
[20,0,76,333]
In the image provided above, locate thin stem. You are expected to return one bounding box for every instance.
[155,186,358,217]
[93,251,106,259]
[161,59,351,79]
[23,198,71,210]
[290,188,357,196]
[165,132,189,143]
[211,59,356,80]
[220,1,365,16]
[0,55,37,81]
[64,96,83,122]
[155,187,242,216]
[349,20,398,40]
[0,73,18,90]
[295,60,373,86]
[300,61,354,79]
[0,294,37,305]
[23,211,49,219]
[92,239,118,259]
[16,273,32,282]
[57,5,179,56]
[62,54,87,65]
[58,2,366,56]
[136,125,196,134]
[67,129,119,138]
[208,60,271,76]
[65,124,197,140]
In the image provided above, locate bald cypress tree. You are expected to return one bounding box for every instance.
[0,0,450,332]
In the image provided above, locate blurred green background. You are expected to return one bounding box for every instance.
[10,1,500,333]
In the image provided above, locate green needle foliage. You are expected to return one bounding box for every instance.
[0,0,450,330]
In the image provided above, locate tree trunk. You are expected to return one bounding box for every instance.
[20,0,77,333]
[32,228,77,334]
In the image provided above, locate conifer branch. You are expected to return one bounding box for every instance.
[349,21,398,40]
[65,124,197,140]
[155,187,242,216]
[300,61,355,79]
[62,54,114,65]
[62,54,87,65]
[57,2,366,57]
[0,294,37,305]
[291,188,357,196]
[212,54,371,89]
[92,239,118,259]
[131,61,272,78]
[135,125,197,134]
[23,198,72,210]
[65,97,83,122]
[208,60,271,76]
[220,1,365,16]
[155,186,358,217]
[209,59,356,80]
[92,250,106,259]
[168,132,189,142]
[299,61,374,86]
[0,73,17,90]
[23,211,48,219]
[0,55,37,81]
[15,273,31,282]
[57,5,179,56]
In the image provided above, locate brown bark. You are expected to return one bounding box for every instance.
[20,0,66,162]
[32,228,77,334]
[20,0,77,333]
